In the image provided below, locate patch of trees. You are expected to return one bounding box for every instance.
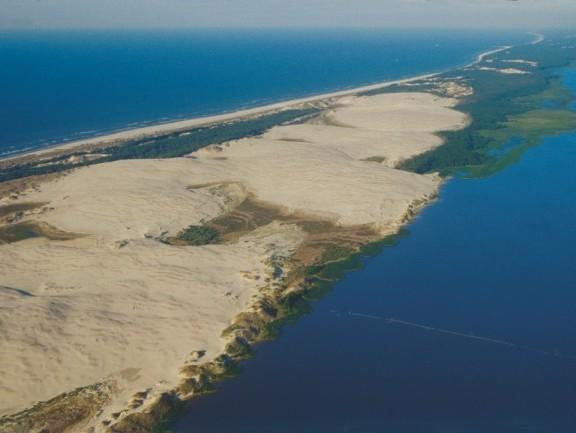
[398,40,574,175]
[0,108,319,183]
[176,225,220,246]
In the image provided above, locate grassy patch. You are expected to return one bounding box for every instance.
[0,202,45,219]
[0,222,80,244]
[175,225,220,246]
[319,244,355,264]
[506,109,576,132]
[0,108,319,183]
[396,38,576,176]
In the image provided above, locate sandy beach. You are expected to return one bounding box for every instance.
[0,44,508,165]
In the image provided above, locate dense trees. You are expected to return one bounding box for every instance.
[1,108,318,183]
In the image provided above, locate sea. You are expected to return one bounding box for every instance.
[4,30,575,433]
[168,66,576,432]
[0,30,528,156]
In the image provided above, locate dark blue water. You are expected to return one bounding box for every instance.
[0,30,529,156]
[170,70,576,432]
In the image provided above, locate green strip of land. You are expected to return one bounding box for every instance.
[397,36,576,177]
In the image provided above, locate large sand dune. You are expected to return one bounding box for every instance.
[0,91,467,430]
[264,93,467,167]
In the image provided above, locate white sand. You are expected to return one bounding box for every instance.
[0,227,303,416]
[0,92,466,429]
[264,93,467,167]
[476,66,531,75]
[503,59,538,67]
[0,75,438,163]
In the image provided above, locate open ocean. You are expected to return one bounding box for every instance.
[0,30,529,156]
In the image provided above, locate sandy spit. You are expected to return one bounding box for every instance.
[1,89,468,432]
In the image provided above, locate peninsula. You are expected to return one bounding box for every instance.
[1,34,575,433]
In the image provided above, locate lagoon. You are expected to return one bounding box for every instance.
[170,69,576,433]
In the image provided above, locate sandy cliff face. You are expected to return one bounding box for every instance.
[0,91,466,432]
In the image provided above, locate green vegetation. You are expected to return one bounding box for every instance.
[319,244,355,264]
[465,108,576,177]
[0,202,45,219]
[142,231,409,433]
[359,82,441,97]
[362,155,387,163]
[176,225,220,246]
[0,222,79,244]
[262,229,408,339]
[395,38,576,176]
[506,109,576,131]
[0,108,319,183]
[0,382,113,433]
[516,76,574,107]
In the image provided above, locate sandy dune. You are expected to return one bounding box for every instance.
[264,93,468,167]
[325,93,465,132]
[0,91,466,429]
[267,125,444,167]
[0,228,303,416]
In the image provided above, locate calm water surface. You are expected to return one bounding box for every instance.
[0,30,528,155]
[170,70,576,433]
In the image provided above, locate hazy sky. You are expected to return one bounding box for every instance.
[1,0,575,30]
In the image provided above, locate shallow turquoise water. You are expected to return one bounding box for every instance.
[170,69,576,433]
[0,30,528,156]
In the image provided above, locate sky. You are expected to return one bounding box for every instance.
[0,0,575,30]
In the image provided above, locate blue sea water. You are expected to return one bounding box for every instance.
[169,69,576,432]
[0,30,529,156]
[3,29,572,432]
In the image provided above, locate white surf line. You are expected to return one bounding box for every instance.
[467,33,545,69]
[1,43,513,163]
[342,311,574,361]
[472,46,512,65]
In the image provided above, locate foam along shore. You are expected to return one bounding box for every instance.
[0,44,508,164]
[0,74,438,162]
[0,87,469,432]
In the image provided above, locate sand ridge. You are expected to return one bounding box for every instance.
[264,93,468,167]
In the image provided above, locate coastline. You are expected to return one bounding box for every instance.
[2,32,572,433]
[0,91,468,432]
[0,43,511,164]
[167,66,576,433]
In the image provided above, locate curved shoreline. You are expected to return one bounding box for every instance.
[0,44,513,163]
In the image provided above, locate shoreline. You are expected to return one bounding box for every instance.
[1,43,512,163]
[1,32,566,433]
[0,90,468,431]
